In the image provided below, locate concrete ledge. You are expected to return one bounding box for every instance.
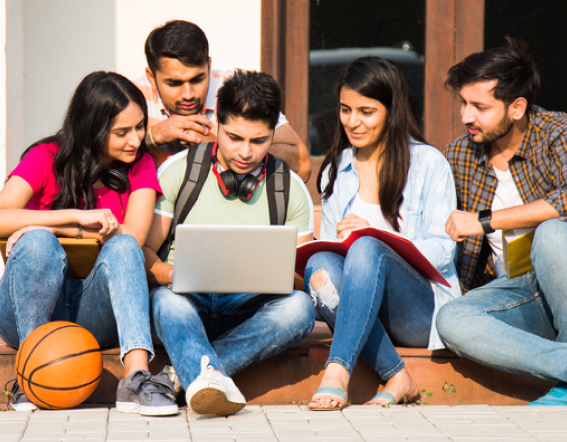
[0,322,553,407]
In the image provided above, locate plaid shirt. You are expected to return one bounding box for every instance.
[445,105,567,292]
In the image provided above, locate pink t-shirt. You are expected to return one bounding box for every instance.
[10,142,162,224]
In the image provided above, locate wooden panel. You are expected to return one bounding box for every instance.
[453,0,485,137]
[261,0,283,83]
[261,0,309,145]
[283,0,310,145]
[424,0,485,150]
[424,0,457,151]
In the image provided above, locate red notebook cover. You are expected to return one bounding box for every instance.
[296,226,450,287]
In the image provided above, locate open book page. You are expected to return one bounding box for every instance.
[296,226,450,287]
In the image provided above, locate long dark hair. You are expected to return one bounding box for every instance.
[22,71,149,210]
[317,56,425,231]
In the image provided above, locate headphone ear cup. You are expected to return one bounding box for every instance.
[219,170,239,195]
[237,174,259,202]
[102,168,130,194]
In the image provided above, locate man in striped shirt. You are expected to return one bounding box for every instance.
[135,20,311,182]
[436,39,567,405]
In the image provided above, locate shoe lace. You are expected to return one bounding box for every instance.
[195,355,217,382]
[3,378,18,409]
[126,371,176,401]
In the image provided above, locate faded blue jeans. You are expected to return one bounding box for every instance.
[304,236,435,379]
[0,229,154,362]
[150,287,316,389]
[436,219,567,382]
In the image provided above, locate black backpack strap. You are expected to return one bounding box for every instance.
[265,154,290,225]
[157,142,215,261]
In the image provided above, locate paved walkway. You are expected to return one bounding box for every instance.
[2,404,567,441]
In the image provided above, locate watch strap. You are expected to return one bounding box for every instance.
[478,209,495,234]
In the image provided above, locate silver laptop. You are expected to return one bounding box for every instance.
[171,224,298,294]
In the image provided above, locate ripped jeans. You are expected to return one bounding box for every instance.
[150,287,316,389]
[304,236,434,379]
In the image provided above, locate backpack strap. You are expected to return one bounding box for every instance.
[157,142,215,261]
[265,154,290,225]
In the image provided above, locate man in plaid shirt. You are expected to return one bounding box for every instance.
[436,39,567,405]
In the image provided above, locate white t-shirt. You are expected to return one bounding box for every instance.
[350,194,407,234]
[485,167,524,278]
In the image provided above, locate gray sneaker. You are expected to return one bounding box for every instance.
[3,379,38,412]
[115,370,178,416]
[159,365,182,397]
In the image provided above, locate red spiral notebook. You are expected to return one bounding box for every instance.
[295,226,450,287]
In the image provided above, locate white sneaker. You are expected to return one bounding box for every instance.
[185,355,246,416]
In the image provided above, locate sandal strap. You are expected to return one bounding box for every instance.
[365,390,396,405]
[311,386,347,403]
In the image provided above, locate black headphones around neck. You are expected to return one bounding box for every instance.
[101,167,130,194]
[211,142,267,202]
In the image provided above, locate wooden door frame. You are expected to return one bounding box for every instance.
[261,0,484,152]
[261,0,310,145]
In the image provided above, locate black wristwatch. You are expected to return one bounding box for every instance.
[478,209,495,234]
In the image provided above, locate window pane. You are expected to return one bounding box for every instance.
[485,0,567,113]
[309,0,425,156]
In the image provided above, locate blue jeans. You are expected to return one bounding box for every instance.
[436,219,567,382]
[150,287,316,389]
[304,236,435,379]
[0,229,154,362]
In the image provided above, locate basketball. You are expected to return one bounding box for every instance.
[15,321,103,410]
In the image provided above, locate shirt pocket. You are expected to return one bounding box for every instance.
[404,204,424,238]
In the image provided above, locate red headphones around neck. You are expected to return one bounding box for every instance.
[211,141,267,202]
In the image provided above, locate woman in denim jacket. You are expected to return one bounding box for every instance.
[304,57,461,410]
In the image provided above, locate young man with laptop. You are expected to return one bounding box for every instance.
[143,69,316,416]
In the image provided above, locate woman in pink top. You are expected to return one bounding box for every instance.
[0,72,177,416]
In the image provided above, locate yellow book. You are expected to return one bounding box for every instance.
[502,229,535,278]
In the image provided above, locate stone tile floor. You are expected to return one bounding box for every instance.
[1,404,566,442]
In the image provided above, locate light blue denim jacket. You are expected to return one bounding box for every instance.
[320,142,462,349]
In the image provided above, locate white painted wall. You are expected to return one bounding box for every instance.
[114,0,262,82]
[22,0,262,154]
[0,0,6,188]
[0,0,6,276]
[5,0,23,179]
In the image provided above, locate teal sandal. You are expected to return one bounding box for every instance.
[309,387,350,411]
[528,383,567,406]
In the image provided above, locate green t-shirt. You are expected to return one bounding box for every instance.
[155,150,314,264]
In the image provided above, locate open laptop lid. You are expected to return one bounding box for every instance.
[171,224,298,294]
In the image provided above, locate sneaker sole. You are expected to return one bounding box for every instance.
[9,402,38,412]
[140,404,179,416]
[189,387,245,416]
[115,401,140,413]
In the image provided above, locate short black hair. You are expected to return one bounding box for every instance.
[445,37,540,112]
[217,70,281,130]
[145,20,209,73]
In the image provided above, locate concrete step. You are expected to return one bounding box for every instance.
[0,322,553,407]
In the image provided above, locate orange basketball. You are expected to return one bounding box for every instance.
[15,321,103,409]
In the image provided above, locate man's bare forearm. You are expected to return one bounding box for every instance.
[271,124,311,182]
[446,199,560,241]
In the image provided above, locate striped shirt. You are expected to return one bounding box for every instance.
[445,105,567,292]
